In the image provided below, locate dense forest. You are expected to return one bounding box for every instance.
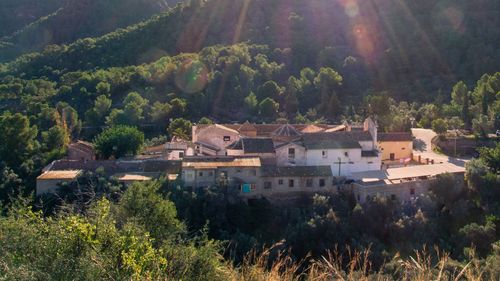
[0,0,499,279]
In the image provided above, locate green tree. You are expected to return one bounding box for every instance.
[198,117,214,124]
[0,112,38,169]
[258,98,279,119]
[42,125,70,151]
[451,81,471,129]
[85,95,112,126]
[167,118,192,140]
[472,114,493,138]
[149,102,172,124]
[431,118,448,135]
[94,126,144,159]
[256,80,283,101]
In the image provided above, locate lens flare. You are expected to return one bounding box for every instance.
[344,0,359,18]
[443,6,465,34]
[353,24,375,61]
[175,59,208,94]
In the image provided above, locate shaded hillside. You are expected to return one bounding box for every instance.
[0,0,63,38]
[1,0,499,101]
[0,0,172,62]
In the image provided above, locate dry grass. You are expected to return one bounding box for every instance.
[223,244,490,281]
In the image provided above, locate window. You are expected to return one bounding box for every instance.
[288,179,294,188]
[223,136,231,141]
[278,179,284,185]
[319,179,325,187]
[368,161,373,164]
[344,152,349,157]
[402,147,406,150]
[288,148,295,159]
[410,188,415,195]
[391,194,396,200]
[208,171,214,177]
[179,152,184,158]
[349,161,354,164]
[199,172,203,177]
[322,150,328,158]
[306,178,313,187]
[264,182,272,189]
[236,169,241,173]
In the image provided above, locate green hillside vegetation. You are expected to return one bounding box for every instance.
[0,0,63,38]
[1,145,499,280]
[2,0,499,101]
[0,0,500,279]
[0,0,171,62]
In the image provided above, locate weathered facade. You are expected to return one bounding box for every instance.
[377,133,413,161]
[67,141,96,161]
[350,163,466,203]
[182,156,261,189]
[36,170,82,195]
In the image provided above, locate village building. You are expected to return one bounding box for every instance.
[67,140,96,161]
[377,132,413,161]
[226,137,276,164]
[191,117,381,177]
[36,170,82,195]
[181,156,261,189]
[350,163,465,203]
[255,165,335,197]
[37,159,182,195]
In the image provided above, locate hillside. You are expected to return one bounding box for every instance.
[0,0,174,62]
[1,0,499,101]
[0,0,63,38]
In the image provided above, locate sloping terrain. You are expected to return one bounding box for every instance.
[0,0,174,62]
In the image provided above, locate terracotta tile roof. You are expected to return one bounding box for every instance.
[115,174,152,182]
[194,123,343,137]
[37,170,82,180]
[182,156,261,169]
[261,165,332,177]
[378,132,413,142]
[301,124,325,133]
[44,159,180,175]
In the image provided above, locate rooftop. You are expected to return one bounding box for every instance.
[182,156,261,169]
[350,163,465,182]
[115,174,152,182]
[37,170,82,180]
[378,132,413,142]
[302,131,372,149]
[194,123,346,137]
[262,165,333,177]
[227,138,275,153]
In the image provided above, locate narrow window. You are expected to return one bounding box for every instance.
[410,188,415,195]
[288,148,295,159]
[322,150,328,158]
[289,179,294,188]
[319,179,325,187]
[391,194,396,200]
[264,182,272,189]
[344,152,349,157]
[179,152,184,158]
[199,172,203,177]
[278,179,284,185]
